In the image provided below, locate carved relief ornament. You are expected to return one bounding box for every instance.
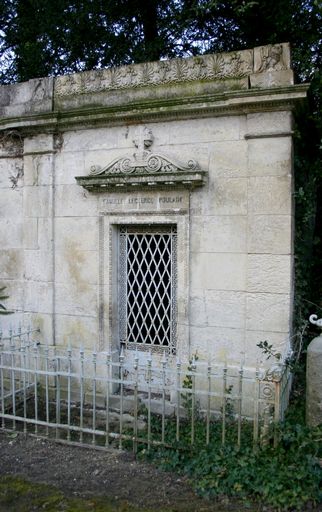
[75,127,207,191]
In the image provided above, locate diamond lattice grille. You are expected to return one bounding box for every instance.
[119,225,177,352]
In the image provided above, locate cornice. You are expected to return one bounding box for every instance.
[0,83,309,134]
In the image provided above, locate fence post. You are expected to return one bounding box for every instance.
[307,314,322,427]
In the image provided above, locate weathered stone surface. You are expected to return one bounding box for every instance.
[55,248,98,287]
[24,280,53,314]
[0,219,22,249]
[209,140,248,177]
[247,215,292,254]
[248,176,292,214]
[23,154,53,186]
[190,253,247,291]
[24,134,54,154]
[0,158,23,188]
[0,43,304,390]
[0,188,23,218]
[306,335,322,427]
[190,215,247,253]
[247,254,292,294]
[246,111,292,135]
[244,330,290,365]
[250,70,294,88]
[55,217,98,251]
[55,314,98,349]
[247,137,292,177]
[0,77,53,117]
[190,325,245,364]
[24,250,53,282]
[55,184,98,217]
[23,186,52,218]
[191,177,248,216]
[0,249,23,279]
[22,218,38,250]
[246,293,291,333]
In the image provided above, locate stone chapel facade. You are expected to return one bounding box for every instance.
[0,43,307,369]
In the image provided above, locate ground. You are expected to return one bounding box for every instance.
[0,430,271,512]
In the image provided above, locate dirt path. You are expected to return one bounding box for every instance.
[0,430,261,511]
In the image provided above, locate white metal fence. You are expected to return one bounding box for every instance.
[0,328,292,452]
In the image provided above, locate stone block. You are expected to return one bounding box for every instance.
[23,186,52,218]
[55,314,98,350]
[55,184,98,217]
[0,158,23,189]
[24,280,53,314]
[23,154,53,186]
[165,143,210,171]
[0,188,23,218]
[247,137,292,177]
[244,330,290,367]
[22,311,53,343]
[24,134,54,154]
[209,140,248,177]
[190,177,247,216]
[37,218,52,249]
[23,218,38,250]
[247,215,292,254]
[206,115,247,142]
[190,292,208,327]
[62,127,119,152]
[0,77,53,117]
[55,249,98,287]
[205,290,246,329]
[0,249,23,279]
[24,250,53,281]
[190,215,247,253]
[250,70,294,88]
[55,283,98,317]
[0,279,24,312]
[190,252,247,291]
[248,176,292,214]
[0,219,22,249]
[189,325,245,365]
[246,293,291,333]
[55,217,98,251]
[247,254,292,294]
[56,150,88,185]
[246,111,292,135]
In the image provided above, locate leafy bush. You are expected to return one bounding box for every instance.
[140,410,322,511]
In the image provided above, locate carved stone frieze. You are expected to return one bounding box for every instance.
[56,44,291,99]
[254,44,290,73]
[75,126,207,191]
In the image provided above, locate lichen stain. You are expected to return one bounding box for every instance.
[0,250,21,279]
[63,241,90,293]
[62,319,90,347]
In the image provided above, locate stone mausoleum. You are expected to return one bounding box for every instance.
[0,43,307,370]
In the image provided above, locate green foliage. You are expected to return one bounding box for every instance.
[0,286,13,315]
[136,359,322,511]
[141,410,322,511]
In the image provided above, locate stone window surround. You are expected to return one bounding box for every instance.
[100,211,190,357]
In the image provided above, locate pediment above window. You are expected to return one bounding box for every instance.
[75,127,207,191]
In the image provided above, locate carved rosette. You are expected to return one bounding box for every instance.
[75,127,207,192]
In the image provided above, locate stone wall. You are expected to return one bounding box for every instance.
[0,43,308,368]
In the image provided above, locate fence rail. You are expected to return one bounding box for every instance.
[0,328,292,452]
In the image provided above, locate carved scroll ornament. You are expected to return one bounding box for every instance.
[75,127,207,191]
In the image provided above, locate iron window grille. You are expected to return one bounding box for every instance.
[119,225,177,354]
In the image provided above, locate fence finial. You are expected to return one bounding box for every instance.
[309,314,322,328]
